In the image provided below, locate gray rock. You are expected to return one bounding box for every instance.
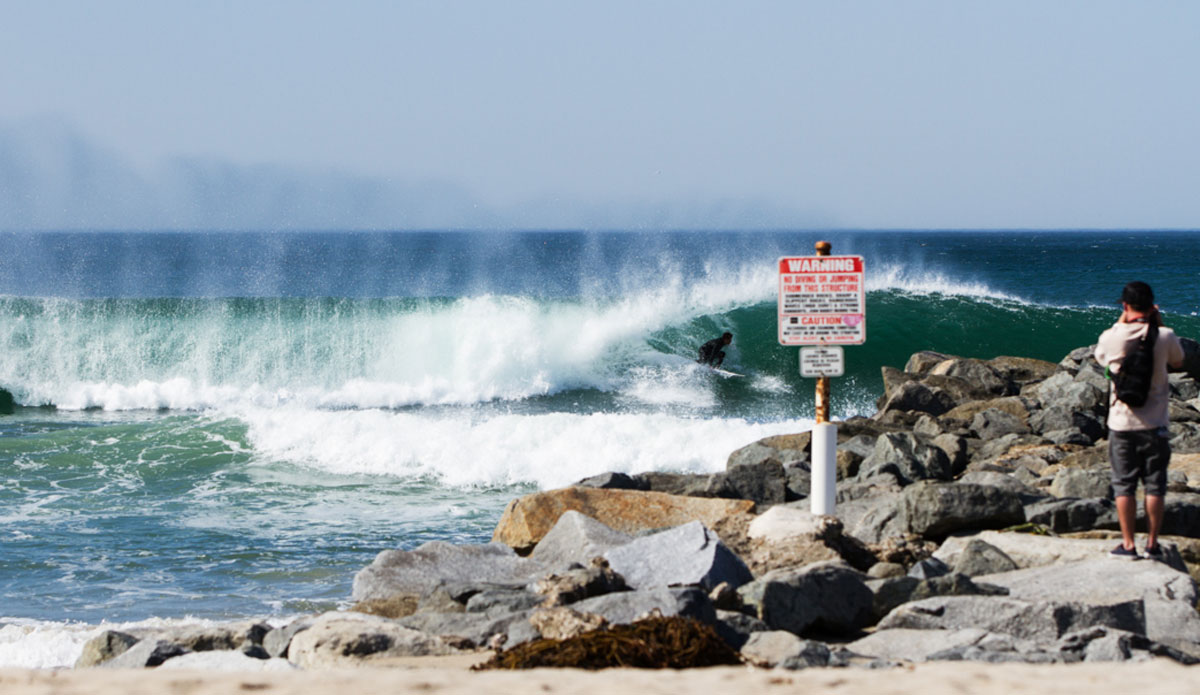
[465,589,544,616]
[1059,626,1200,665]
[956,471,1048,504]
[837,472,902,503]
[953,539,1019,576]
[575,472,647,490]
[724,459,788,508]
[877,381,957,417]
[902,482,1025,538]
[784,461,812,500]
[907,557,951,580]
[75,630,139,668]
[1030,406,1105,441]
[632,471,726,498]
[99,639,191,669]
[973,433,1050,462]
[152,621,271,653]
[532,561,627,607]
[1049,468,1111,499]
[987,356,1059,388]
[976,556,1200,646]
[737,561,873,637]
[928,358,1014,397]
[1057,346,1095,374]
[397,608,535,649]
[714,609,770,649]
[971,409,1030,441]
[604,520,752,591]
[352,541,545,602]
[740,631,832,668]
[569,586,716,627]
[1169,423,1200,454]
[1163,492,1200,536]
[1042,428,1096,446]
[1170,374,1200,401]
[727,434,810,469]
[931,434,969,476]
[905,351,952,377]
[837,493,906,545]
[869,573,1009,621]
[859,432,952,485]
[1033,373,1104,413]
[263,618,314,659]
[848,627,991,663]
[530,510,632,569]
[878,595,1145,644]
[289,612,460,668]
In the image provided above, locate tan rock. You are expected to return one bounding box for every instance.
[529,607,608,641]
[1172,453,1200,487]
[491,486,755,552]
[942,397,1030,424]
[287,612,459,669]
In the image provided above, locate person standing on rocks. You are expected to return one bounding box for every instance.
[1094,281,1184,560]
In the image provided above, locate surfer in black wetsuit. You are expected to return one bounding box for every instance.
[697,332,733,368]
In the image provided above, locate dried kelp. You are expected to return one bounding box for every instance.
[474,616,742,670]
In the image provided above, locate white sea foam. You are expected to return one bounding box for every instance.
[0,616,292,670]
[237,406,814,490]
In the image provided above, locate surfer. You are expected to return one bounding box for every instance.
[697,332,733,368]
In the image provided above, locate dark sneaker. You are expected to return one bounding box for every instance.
[1142,544,1165,561]
[1109,544,1139,560]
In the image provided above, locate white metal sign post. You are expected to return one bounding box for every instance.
[778,242,866,517]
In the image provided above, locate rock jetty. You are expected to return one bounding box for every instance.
[77,342,1200,670]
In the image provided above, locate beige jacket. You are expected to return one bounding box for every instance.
[1094,321,1184,431]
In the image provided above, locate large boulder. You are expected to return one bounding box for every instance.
[902,482,1025,538]
[973,556,1200,647]
[567,586,716,627]
[530,510,632,568]
[603,521,752,591]
[352,541,543,602]
[723,459,788,508]
[736,561,873,637]
[876,381,956,417]
[741,505,876,574]
[1024,498,1117,534]
[727,433,810,468]
[287,612,460,668]
[491,487,754,552]
[857,433,952,485]
[877,595,1145,644]
[987,356,1059,387]
[928,357,1014,397]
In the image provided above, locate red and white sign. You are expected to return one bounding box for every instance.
[778,255,866,346]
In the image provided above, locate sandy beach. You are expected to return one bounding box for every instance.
[3,660,1199,695]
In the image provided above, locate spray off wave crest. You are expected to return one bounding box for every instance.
[0,265,775,411]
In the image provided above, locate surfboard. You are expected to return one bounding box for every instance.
[711,368,745,378]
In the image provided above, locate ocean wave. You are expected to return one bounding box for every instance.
[237,406,814,490]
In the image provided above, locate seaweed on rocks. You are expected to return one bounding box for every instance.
[473,616,742,670]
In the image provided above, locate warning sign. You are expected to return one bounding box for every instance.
[800,346,845,377]
[778,255,865,346]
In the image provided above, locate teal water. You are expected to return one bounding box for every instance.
[1,230,1198,642]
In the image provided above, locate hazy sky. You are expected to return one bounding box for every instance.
[2,1,1199,229]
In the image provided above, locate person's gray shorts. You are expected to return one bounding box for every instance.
[1109,428,1171,497]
